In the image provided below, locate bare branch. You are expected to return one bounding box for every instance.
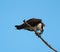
[23,20,58,52]
[36,33,58,52]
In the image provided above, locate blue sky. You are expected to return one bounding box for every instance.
[0,0,60,52]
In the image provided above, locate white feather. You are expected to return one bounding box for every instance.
[37,23,42,30]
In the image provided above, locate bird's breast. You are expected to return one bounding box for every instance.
[37,23,44,31]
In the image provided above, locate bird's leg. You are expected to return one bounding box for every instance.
[34,30,41,37]
[34,29,38,35]
[35,30,44,37]
[39,30,44,35]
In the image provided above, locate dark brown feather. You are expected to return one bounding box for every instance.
[15,18,42,30]
[24,18,42,26]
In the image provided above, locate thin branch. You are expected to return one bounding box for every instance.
[36,33,58,52]
[23,20,58,52]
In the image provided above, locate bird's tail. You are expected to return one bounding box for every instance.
[15,24,24,30]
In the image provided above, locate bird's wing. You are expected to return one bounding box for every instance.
[25,18,42,26]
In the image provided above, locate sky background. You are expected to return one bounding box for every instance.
[0,0,60,52]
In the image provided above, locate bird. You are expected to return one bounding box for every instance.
[15,18,45,34]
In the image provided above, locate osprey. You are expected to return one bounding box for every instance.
[15,18,45,34]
